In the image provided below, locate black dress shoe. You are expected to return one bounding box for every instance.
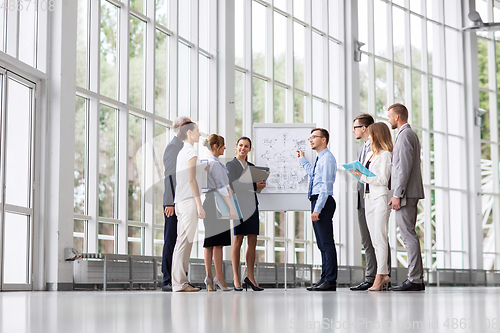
[421,283,425,291]
[161,284,172,292]
[244,277,264,291]
[350,281,373,291]
[233,280,243,291]
[306,280,323,291]
[310,280,336,291]
[389,279,423,291]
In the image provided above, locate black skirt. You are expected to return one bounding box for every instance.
[226,158,260,236]
[203,192,231,247]
[233,209,260,236]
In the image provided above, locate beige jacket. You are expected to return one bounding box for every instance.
[360,150,392,200]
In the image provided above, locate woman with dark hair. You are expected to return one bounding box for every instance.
[202,134,236,291]
[350,122,393,291]
[226,137,266,291]
[171,121,205,292]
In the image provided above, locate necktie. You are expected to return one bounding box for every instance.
[308,156,319,198]
[360,143,369,163]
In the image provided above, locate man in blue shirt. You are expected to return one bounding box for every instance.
[297,128,338,291]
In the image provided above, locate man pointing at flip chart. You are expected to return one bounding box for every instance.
[297,128,338,291]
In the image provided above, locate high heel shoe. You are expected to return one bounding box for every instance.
[204,277,215,292]
[244,277,264,291]
[233,280,243,291]
[368,275,390,291]
[214,277,231,291]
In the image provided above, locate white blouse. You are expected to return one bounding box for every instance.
[174,142,201,203]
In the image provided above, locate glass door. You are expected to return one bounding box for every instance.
[0,69,36,291]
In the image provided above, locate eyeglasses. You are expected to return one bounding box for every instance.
[308,135,324,141]
[353,125,365,130]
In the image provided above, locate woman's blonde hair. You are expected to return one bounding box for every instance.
[203,134,225,152]
[368,122,393,153]
[203,134,219,151]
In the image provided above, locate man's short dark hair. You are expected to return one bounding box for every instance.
[388,103,408,121]
[353,113,375,127]
[311,128,329,145]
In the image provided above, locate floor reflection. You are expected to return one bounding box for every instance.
[0,287,499,332]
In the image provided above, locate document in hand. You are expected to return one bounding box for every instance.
[252,166,270,193]
[214,192,243,219]
[240,166,270,188]
[341,161,376,184]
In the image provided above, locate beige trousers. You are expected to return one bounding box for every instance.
[172,197,198,291]
[364,193,391,275]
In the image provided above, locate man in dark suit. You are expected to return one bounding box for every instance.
[161,116,191,292]
[387,103,425,291]
[351,114,377,290]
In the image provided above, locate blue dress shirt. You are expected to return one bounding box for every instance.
[300,148,337,214]
[206,155,231,196]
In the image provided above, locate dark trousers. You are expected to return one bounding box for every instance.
[161,209,178,286]
[311,196,338,283]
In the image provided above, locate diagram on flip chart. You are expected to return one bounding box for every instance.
[254,125,315,194]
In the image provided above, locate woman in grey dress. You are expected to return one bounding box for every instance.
[202,134,237,291]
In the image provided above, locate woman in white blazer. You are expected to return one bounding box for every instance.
[350,122,393,291]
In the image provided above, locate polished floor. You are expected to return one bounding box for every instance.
[1,287,500,333]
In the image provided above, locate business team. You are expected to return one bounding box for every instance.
[161,102,424,292]
[349,103,424,292]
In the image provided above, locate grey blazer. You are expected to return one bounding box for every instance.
[391,124,425,199]
[356,145,365,209]
[226,158,259,219]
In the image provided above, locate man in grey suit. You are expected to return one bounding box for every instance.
[350,114,391,291]
[387,103,425,291]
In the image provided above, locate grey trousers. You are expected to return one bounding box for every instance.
[396,198,423,283]
[358,206,392,282]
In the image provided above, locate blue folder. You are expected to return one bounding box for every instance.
[214,192,243,219]
[342,161,376,184]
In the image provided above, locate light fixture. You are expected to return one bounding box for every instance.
[475,107,487,127]
[354,41,365,62]
[463,10,500,31]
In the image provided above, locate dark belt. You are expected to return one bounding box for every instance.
[309,194,319,202]
[309,194,333,202]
